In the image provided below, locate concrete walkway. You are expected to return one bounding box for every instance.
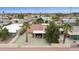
[15,32,26,45]
[59,35,73,44]
[8,29,22,44]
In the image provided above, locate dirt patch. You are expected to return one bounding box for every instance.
[0,37,13,44]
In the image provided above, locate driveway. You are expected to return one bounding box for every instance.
[15,33,49,46]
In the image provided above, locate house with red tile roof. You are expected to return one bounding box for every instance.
[27,24,43,33]
[27,24,49,38]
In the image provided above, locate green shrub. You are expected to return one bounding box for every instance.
[0,28,10,40]
[45,22,60,44]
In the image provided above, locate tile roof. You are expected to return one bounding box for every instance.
[27,24,43,33]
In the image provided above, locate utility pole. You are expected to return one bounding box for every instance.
[70,7,72,18]
[2,11,5,20]
[39,12,41,18]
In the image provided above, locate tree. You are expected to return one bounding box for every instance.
[52,14,60,21]
[7,16,12,20]
[0,26,2,30]
[36,18,44,24]
[73,13,77,16]
[0,28,10,41]
[45,20,48,23]
[63,23,72,44]
[76,18,79,26]
[17,13,24,19]
[35,16,38,18]
[22,22,30,42]
[45,22,60,44]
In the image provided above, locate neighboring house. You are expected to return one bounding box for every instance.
[12,16,34,24]
[11,18,19,23]
[3,23,22,36]
[24,16,34,24]
[55,21,62,26]
[62,18,76,26]
[41,16,51,23]
[0,16,10,26]
[69,26,79,40]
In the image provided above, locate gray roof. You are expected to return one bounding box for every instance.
[72,26,79,32]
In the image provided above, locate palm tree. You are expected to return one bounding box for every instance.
[22,22,30,42]
[63,23,72,44]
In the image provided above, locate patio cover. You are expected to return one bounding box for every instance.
[33,30,45,34]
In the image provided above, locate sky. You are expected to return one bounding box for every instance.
[0,7,79,13]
